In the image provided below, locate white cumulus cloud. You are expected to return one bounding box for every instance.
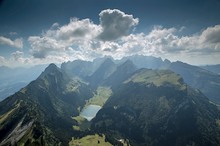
[28,18,101,59]
[0,36,23,48]
[28,36,66,58]
[98,9,139,41]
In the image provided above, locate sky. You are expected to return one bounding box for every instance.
[0,0,220,67]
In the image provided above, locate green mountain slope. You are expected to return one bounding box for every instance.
[0,64,93,146]
[92,69,220,146]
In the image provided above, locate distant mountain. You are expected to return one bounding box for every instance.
[61,57,112,79]
[88,58,117,87]
[61,60,94,79]
[62,58,137,89]
[104,59,137,88]
[0,64,93,145]
[121,55,171,69]
[201,64,220,74]
[92,69,220,146]
[169,61,220,104]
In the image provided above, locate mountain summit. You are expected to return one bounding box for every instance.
[0,64,93,145]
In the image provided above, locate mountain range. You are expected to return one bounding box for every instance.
[1,55,220,104]
[0,55,220,145]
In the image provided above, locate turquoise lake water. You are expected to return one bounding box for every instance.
[80,105,102,121]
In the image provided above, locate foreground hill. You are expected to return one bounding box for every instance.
[0,64,93,145]
[92,69,220,146]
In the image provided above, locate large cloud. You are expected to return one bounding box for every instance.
[98,9,139,41]
[28,9,138,59]
[26,9,220,65]
[0,36,23,48]
[46,18,100,43]
[200,25,220,44]
[28,18,101,59]
[198,25,220,51]
[135,25,220,55]
[28,36,66,58]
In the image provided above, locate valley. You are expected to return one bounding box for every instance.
[72,86,112,132]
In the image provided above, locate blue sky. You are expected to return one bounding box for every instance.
[0,0,220,67]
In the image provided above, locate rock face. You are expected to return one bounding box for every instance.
[1,57,220,146]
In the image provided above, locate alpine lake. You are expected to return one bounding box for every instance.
[80,104,102,121]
